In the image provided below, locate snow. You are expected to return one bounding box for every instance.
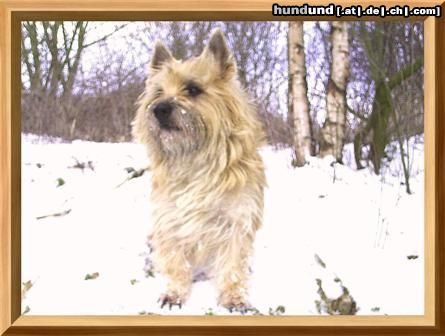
[21,134,424,316]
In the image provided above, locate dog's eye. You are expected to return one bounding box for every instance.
[185,83,202,97]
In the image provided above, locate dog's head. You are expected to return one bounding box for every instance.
[133,29,256,160]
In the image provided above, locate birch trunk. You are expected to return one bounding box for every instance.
[320,21,349,162]
[288,22,312,167]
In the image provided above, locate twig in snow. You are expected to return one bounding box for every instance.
[69,157,95,172]
[116,167,150,188]
[314,254,326,268]
[36,209,71,220]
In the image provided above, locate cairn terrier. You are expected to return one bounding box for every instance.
[132,29,266,313]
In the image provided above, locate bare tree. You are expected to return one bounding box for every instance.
[288,22,312,167]
[353,22,423,183]
[21,21,127,138]
[319,22,350,162]
[22,21,89,100]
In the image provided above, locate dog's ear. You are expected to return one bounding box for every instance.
[204,29,236,79]
[151,41,173,71]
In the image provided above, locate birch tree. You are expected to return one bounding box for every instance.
[288,21,312,167]
[320,21,349,162]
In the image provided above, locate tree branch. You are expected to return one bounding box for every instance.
[387,58,423,90]
[82,23,128,49]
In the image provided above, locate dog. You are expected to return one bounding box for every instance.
[132,28,266,313]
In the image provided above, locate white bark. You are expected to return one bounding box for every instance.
[320,21,349,162]
[288,22,312,167]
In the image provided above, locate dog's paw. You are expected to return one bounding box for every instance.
[158,293,183,310]
[220,298,253,315]
[225,302,254,315]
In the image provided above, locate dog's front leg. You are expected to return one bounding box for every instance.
[214,230,254,314]
[156,249,192,309]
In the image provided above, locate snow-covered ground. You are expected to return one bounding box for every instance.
[21,134,424,316]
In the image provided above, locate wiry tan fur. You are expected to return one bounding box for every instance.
[132,29,266,312]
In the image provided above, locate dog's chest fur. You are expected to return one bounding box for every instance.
[149,161,262,263]
[151,170,257,233]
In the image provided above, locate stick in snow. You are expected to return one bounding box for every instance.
[36,209,72,220]
[115,167,150,188]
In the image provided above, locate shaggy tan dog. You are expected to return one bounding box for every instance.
[132,29,266,313]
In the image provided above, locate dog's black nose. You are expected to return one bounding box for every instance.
[153,101,173,125]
